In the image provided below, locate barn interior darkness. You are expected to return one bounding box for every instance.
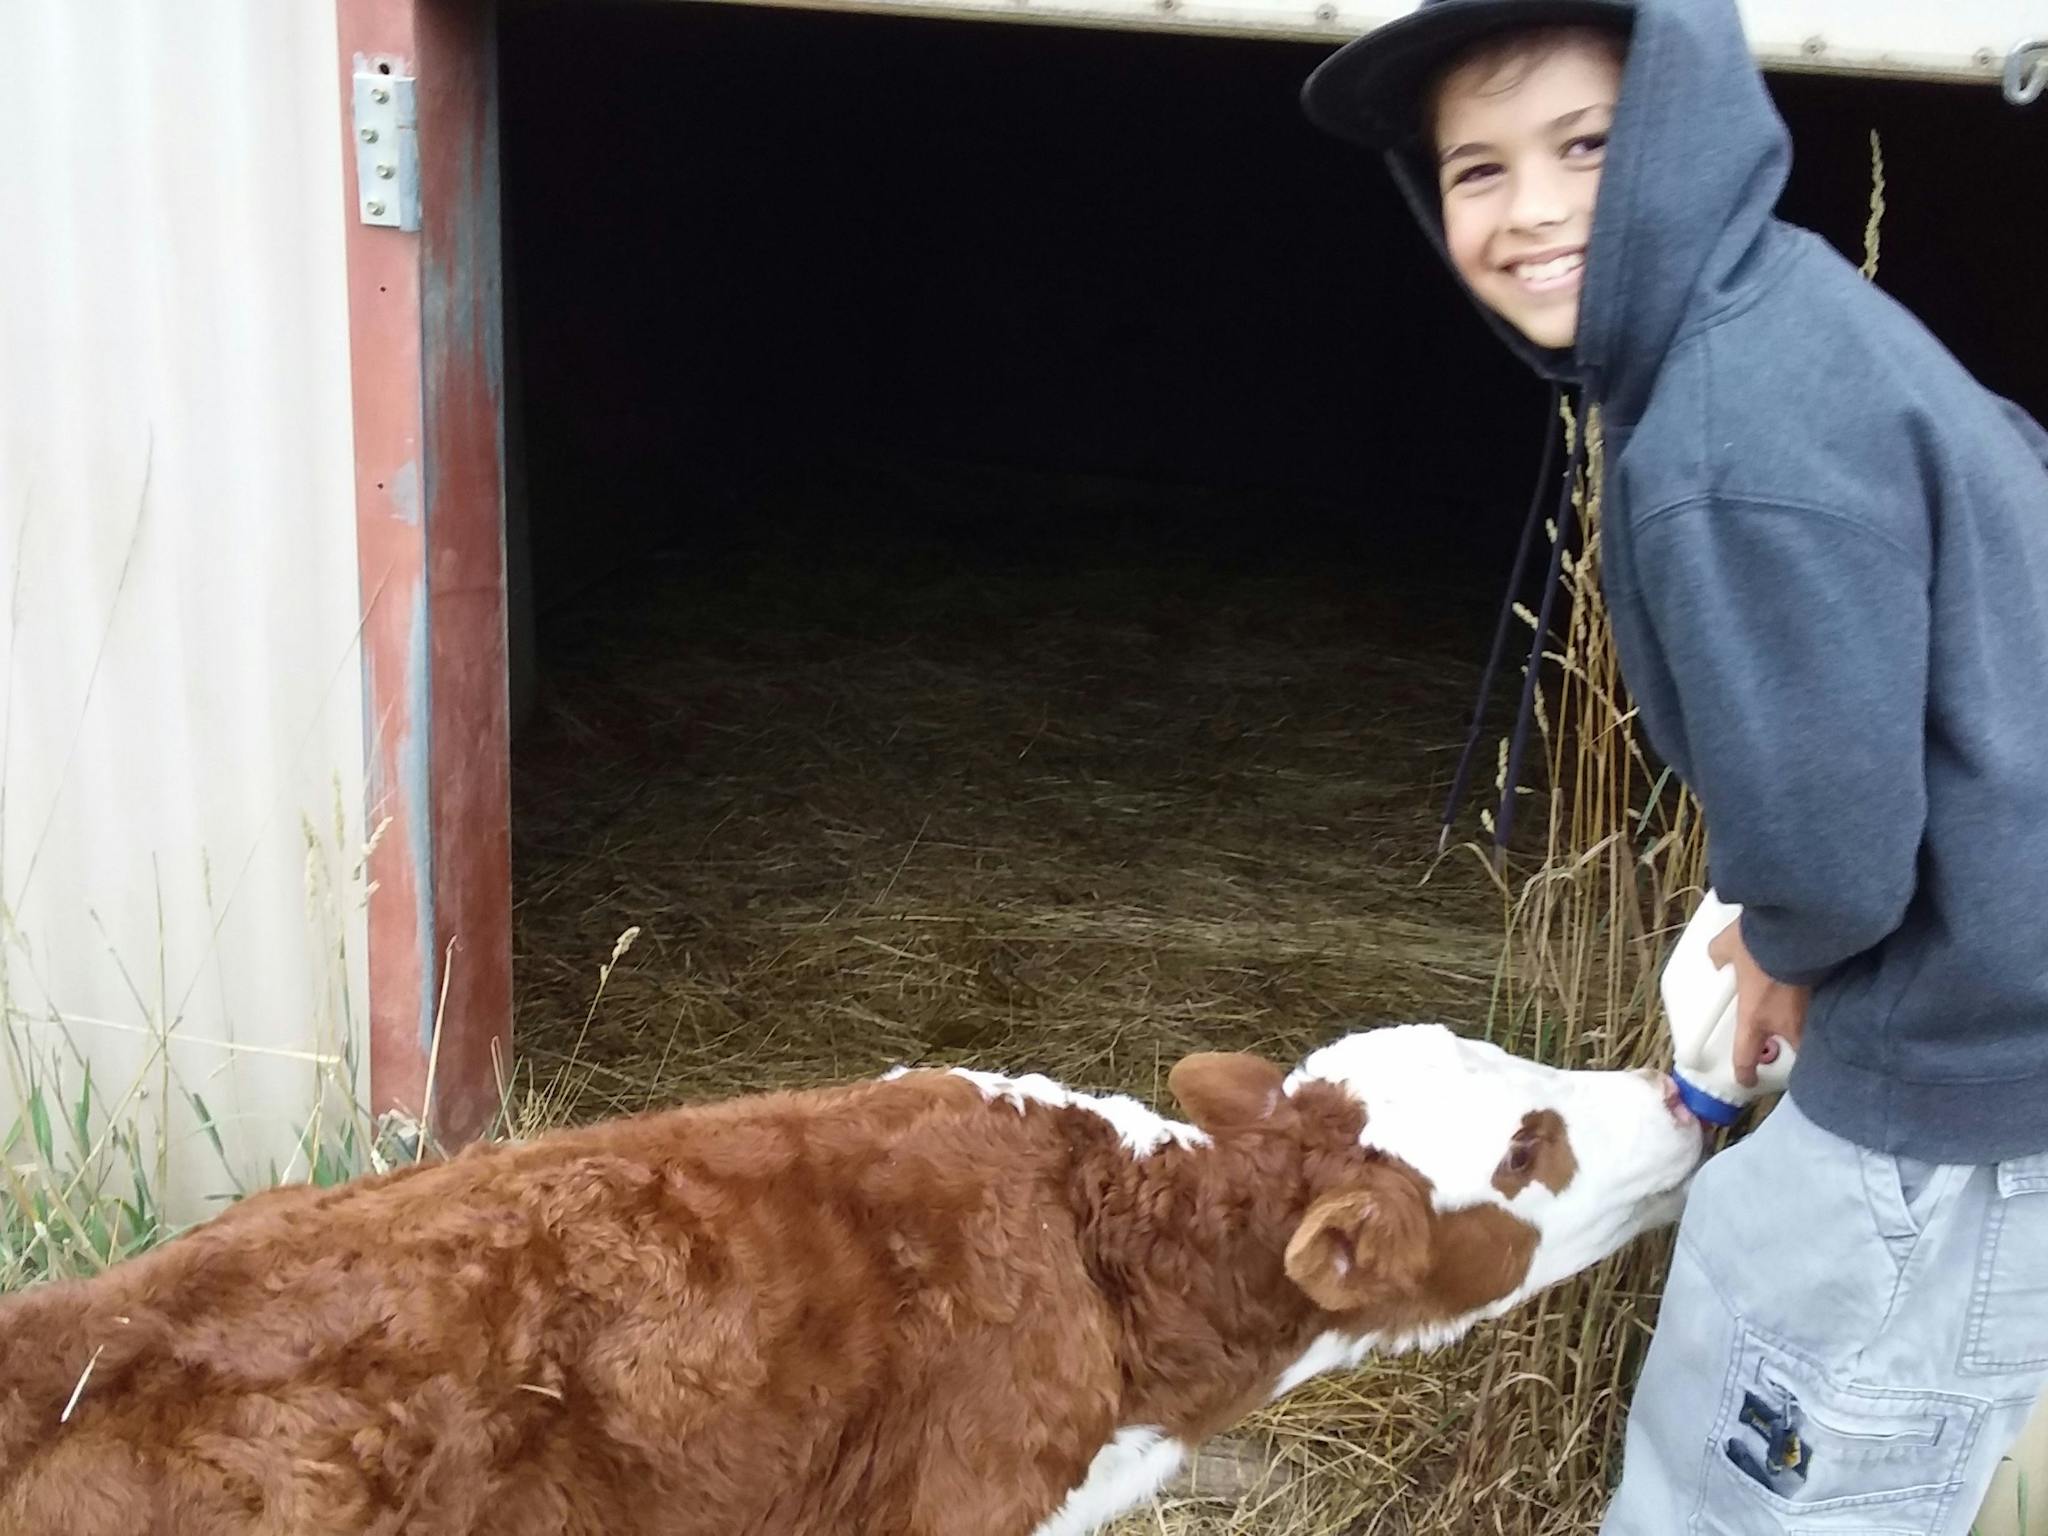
[497,0,2046,1090]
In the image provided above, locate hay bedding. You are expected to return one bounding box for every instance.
[510,458,1584,1533]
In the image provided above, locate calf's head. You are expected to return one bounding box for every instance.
[1170,1023,1701,1346]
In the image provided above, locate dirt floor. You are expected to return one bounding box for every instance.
[512,457,1506,1105]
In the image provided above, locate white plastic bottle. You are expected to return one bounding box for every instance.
[1661,890,1797,1126]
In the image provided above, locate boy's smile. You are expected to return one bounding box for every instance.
[1432,37,1623,350]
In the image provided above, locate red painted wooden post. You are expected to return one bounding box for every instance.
[336,0,511,1148]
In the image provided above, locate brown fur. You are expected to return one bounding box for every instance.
[0,1058,1539,1536]
[1491,1108,1578,1200]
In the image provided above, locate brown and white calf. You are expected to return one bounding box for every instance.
[0,1023,1701,1535]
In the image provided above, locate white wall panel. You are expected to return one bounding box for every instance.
[0,0,367,1223]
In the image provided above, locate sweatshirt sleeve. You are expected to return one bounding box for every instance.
[1631,496,1930,986]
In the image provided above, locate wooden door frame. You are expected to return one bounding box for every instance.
[336,0,510,1147]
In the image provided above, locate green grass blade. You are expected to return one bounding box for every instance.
[28,1086,54,1165]
[72,1059,93,1153]
[186,1091,242,1196]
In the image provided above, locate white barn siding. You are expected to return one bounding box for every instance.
[0,1,366,1221]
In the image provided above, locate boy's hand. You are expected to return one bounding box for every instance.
[1708,918,1811,1088]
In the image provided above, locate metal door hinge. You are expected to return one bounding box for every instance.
[2007,38,2048,106]
[352,68,421,230]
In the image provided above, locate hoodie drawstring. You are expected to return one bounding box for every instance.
[1437,386,1584,867]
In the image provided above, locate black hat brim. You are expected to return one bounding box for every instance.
[1302,0,1635,151]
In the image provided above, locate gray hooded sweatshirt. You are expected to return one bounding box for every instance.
[1381,0,2048,1162]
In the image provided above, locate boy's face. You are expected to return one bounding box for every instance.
[1432,39,1623,350]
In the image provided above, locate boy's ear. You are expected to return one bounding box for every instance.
[1283,1163,1433,1312]
[1168,1052,1288,1136]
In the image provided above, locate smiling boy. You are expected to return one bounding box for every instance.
[1302,1,2048,1530]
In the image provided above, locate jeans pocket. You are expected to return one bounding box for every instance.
[1961,1151,2048,1375]
[1691,1327,1984,1535]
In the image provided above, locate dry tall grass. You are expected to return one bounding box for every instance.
[1,799,380,1291]
[1423,402,1707,1535]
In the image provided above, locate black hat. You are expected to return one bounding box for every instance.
[1302,0,1635,150]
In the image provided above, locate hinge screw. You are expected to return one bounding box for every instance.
[370,86,391,105]
[360,127,378,143]
[376,163,395,179]
[366,199,386,217]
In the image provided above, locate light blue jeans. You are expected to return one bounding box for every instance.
[1604,1094,2048,1535]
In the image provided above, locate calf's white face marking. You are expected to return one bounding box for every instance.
[1288,1024,1701,1306]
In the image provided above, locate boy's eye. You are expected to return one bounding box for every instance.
[1564,132,1610,159]
[1446,160,1503,190]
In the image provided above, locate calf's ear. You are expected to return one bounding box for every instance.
[1168,1052,1287,1136]
[1283,1162,1432,1311]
